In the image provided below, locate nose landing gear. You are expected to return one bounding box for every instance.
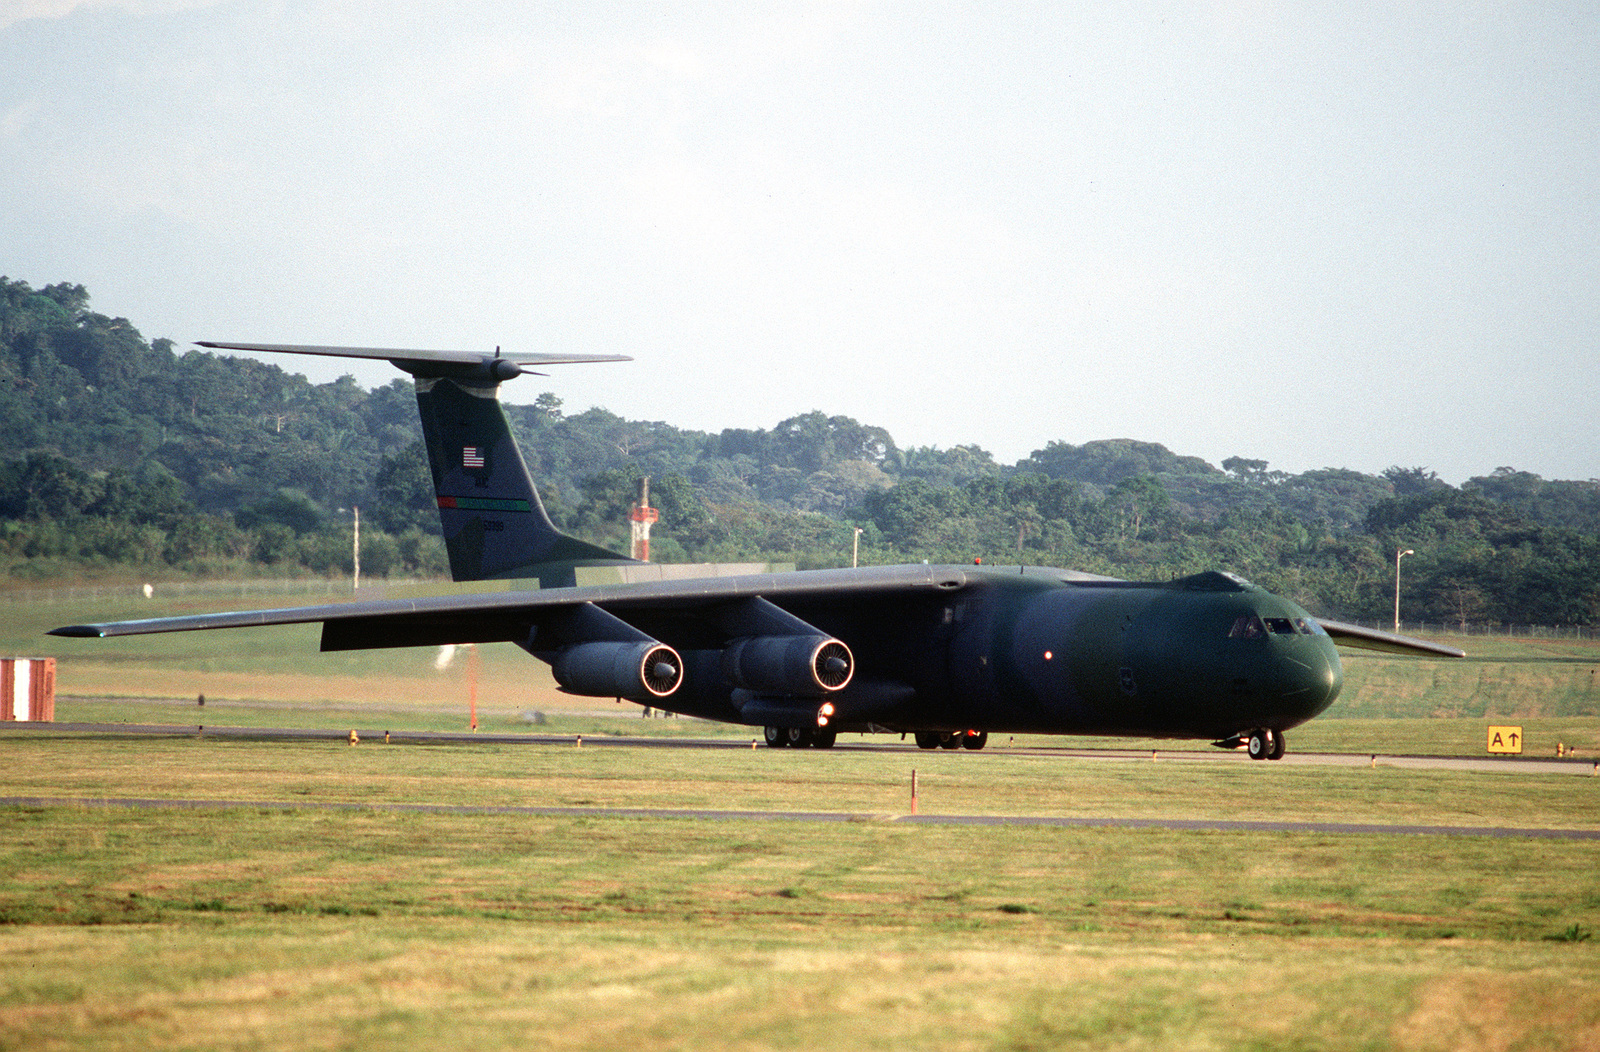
[1246,728,1286,760]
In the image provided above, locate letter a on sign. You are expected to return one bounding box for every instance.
[1487,725,1523,755]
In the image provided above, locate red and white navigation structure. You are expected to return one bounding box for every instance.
[629,476,659,562]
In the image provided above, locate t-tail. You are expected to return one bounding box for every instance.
[196,342,638,586]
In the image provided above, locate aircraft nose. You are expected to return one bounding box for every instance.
[1271,640,1342,719]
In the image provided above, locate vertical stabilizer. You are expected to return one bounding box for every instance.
[414,372,635,584]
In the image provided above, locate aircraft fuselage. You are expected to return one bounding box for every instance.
[644,569,1342,742]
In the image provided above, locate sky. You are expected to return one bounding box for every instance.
[4,2,1597,484]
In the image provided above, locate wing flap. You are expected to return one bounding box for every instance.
[320,612,532,652]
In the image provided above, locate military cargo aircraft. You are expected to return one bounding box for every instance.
[52,344,1464,756]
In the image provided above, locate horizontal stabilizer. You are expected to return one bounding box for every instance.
[196,342,630,369]
[1316,619,1466,658]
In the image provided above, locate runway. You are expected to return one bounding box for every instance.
[4,719,1596,777]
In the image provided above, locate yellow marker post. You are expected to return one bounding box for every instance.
[1487,725,1523,755]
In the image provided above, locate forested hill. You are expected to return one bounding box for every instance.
[4,275,1598,627]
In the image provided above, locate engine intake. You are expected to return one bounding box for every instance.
[722,635,854,696]
[552,641,683,699]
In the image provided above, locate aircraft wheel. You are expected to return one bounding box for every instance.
[938,733,961,750]
[1268,730,1286,760]
[812,729,838,749]
[1247,730,1272,760]
[914,732,940,750]
[961,731,988,751]
[786,726,814,748]
[764,726,787,748]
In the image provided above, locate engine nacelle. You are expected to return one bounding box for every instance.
[552,641,683,699]
[722,635,854,696]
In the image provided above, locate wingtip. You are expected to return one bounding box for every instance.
[49,625,105,638]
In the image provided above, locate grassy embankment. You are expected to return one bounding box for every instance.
[0,735,1598,1050]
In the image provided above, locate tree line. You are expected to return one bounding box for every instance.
[3,275,1597,626]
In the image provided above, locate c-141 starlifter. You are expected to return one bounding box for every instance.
[53,343,1463,756]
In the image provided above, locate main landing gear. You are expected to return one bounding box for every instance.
[913,730,988,751]
[763,725,837,749]
[762,727,990,751]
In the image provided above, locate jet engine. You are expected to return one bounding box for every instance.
[721,635,854,696]
[552,641,683,699]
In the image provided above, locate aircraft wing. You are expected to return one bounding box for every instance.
[56,569,1466,658]
[1316,619,1467,658]
[51,564,974,650]
[195,341,630,367]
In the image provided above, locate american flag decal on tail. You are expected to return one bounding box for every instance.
[462,446,485,468]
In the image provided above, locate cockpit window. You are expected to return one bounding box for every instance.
[1230,614,1314,638]
[1228,615,1266,639]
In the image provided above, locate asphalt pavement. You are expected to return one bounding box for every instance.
[4,719,1596,777]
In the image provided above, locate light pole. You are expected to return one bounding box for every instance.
[852,527,863,569]
[342,506,361,591]
[1393,548,1414,634]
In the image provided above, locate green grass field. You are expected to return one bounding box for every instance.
[1,736,1598,1050]
[3,586,1599,1049]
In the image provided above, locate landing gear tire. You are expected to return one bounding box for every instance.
[785,726,814,748]
[914,732,940,750]
[1247,729,1285,760]
[764,725,787,748]
[960,731,988,751]
[938,733,961,750]
[812,729,837,749]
